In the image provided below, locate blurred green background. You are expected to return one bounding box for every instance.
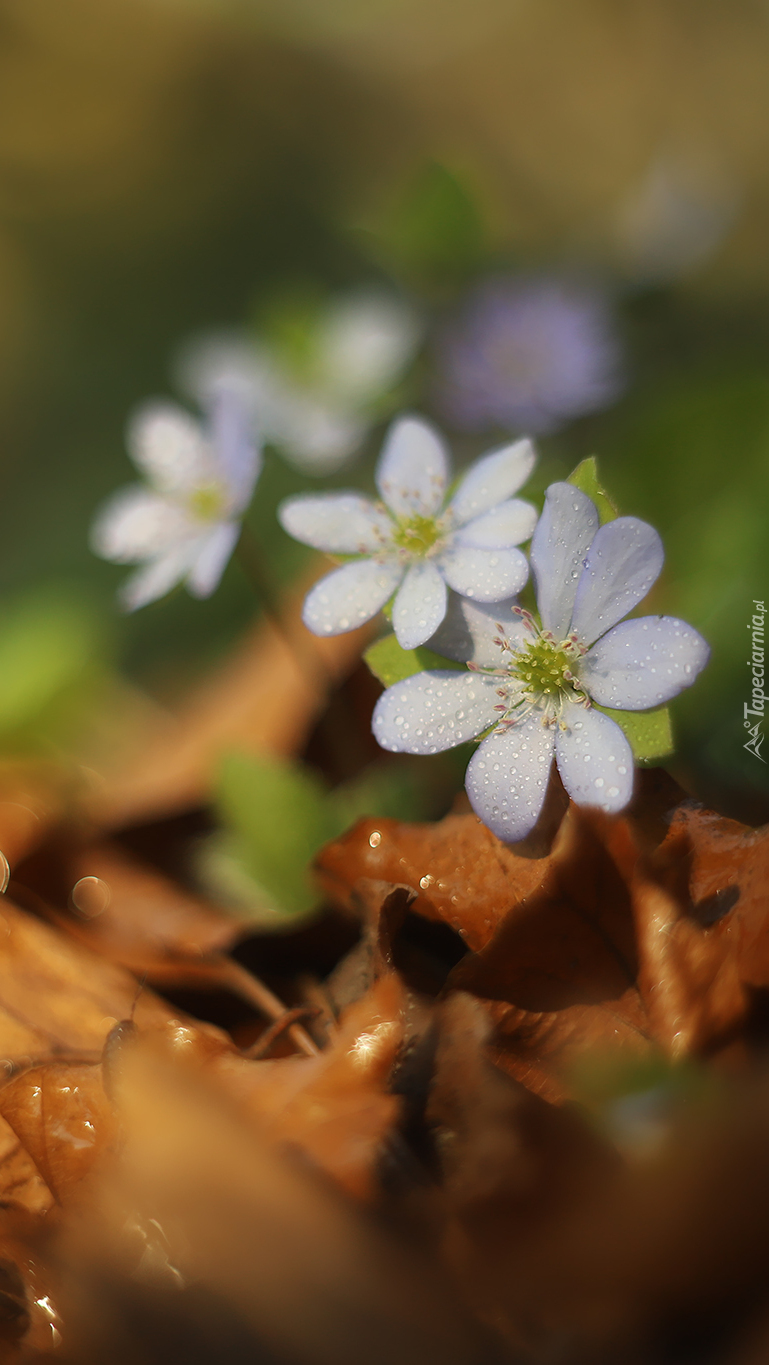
[0,0,767,823]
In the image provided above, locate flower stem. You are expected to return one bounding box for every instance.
[236,526,332,689]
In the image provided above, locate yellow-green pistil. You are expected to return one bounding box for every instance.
[513,638,580,702]
[189,482,227,522]
[391,514,443,557]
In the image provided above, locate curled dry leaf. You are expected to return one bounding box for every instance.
[318,781,768,1103]
[317,812,560,951]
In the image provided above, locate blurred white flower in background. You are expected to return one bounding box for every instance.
[614,154,740,285]
[178,289,423,474]
[91,390,261,610]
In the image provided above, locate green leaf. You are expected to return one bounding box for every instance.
[567,456,619,524]
[210,751,337,921]
[595,703,674,763]
[364,632,463,687]
[379,161,485,287]
[0,587,104,738]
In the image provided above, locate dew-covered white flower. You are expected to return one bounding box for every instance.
[373,482,709,842]
[91,390,261,611]
[279,416,537,651]
[178,291,422,474]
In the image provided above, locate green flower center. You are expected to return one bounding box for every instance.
[391,514,442,556]
[512,638,577,701]
[189,482,227,522]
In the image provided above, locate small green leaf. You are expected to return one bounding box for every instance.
[596,703,674,763]
[210,751,337,920]
[379,161,485,287]
[567,456,619,524]
[0,587,104,739]
[364,632,463,687]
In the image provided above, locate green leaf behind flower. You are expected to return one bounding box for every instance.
[595,703,673,763]
[567,456,619,524]
[204,747,458,925]
[364,632,463,687]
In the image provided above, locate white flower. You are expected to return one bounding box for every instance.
[177,290,423,475]
[278,416,537,651]
[373,482,710,842]
[91,390,261,611]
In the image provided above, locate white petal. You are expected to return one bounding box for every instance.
[570,516,664,646]
[90,486,193,563]
[465,715,555,843]
[530,482,599,639]
[273,394,366,474]
[449,438,537,524]
[555,702,634,812]
[278,494,392,554]
[302,560,403,636]
[438,544,529,602]
[455,499,538,550]
[375,416,449,518]
[392,561,448,650]
[373,670,499,755]
[316,292,422,402]
[579,616,710,710]
[426,593,529,668]
[127,402,215,494]
[186,523,240,598]
[119,544,198,612]
[209,388,261,512]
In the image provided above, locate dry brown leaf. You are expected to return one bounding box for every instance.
[86,568,373,829]
[0,896,189,1069]
[0,1063,117,1206]
[0,1117,53,1216]
[317,811,559,951]
[51,1030,501,1365]
[207,973,408,1201]
[43,841,241,973]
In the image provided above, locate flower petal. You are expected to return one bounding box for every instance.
[392,561,448,650]
[530,482,599,639]
[209,388,261,512]
[426,593,529,668]
[455,498,538,549]
[438,544,529,602]
[570,516,664,646]
[186,523,240,598]
[449,438,536,523]
[579,615,710,710]
[373,670,499,755]
[465,715,555,843]
[278,494,392,554]
[119,544,198,612]
[127,402,215,494]
[90,486,193,564]
[555,701,634,812]
[375,416,449,518]
[302,560,403,636]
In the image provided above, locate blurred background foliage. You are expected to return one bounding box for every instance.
[0,0,768,833]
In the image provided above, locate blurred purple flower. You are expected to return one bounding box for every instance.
[434,277,624,434]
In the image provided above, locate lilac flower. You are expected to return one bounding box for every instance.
[435,277,623,434]
[91,390,261,611]
[279,416,537,651]
[373,483,709,843]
